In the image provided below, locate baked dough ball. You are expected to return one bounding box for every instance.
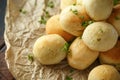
[82,22,118,52]
[88,65,120,80]
[99,40,120,70]
[107,5,120,36]
[60,0,76,10]
[77,0,83,5]
[46,15,74,42]
[60,5,90,36]
[67,38,99,70]
[33,34,67,65]
[83,0,113,20]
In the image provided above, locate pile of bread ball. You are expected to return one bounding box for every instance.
[33,0,120,79]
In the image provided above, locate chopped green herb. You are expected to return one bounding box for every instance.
[45,11,51,18]
[97,38,101,41]
[19,9,27,14]
[115,16,120,20]
[66,76,73,80]
[70,9,78,15]
[79,16,84,19]
[79,36,82,39]
[114,0,120,5]
[99,28,104,33]
[62,42,70,52]
[39,16,46,24]
[69,69,74,73]
[47,1,54,8]
[28,54,34,62]
[81,20,94,27]
[73,3,76,6]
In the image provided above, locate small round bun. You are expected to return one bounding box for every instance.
[60,0,76,10]
[83,0,113,20]
[46,15,74,42]
[33,34,67,65]
[88,65,120,80]
[67,38,99,70]
[99,40,120,70]
[60,5,90,36]
[82,22,118,51]
[107,5,120,36]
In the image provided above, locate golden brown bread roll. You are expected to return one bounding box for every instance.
[33,34,67,65]
[82,22,118,51]
[67,38,99,70]
[60,5,90,36]
[46,14,75,42]
[83,0,113,20]
[60,0,76,10]
[107,5,120,36]
[99,40,120,70]
[88,65,120,80]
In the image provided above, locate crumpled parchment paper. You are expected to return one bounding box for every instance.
[4,0,99,80]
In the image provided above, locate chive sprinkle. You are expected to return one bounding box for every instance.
[81,20,94,27]
[70,8,78,15]
[39,16,46,24]
[66,76,73,80]
[28,54,34,62]
[19,9,27,14]
[73,3,76,6]
[114,0,120,5]
[62,42,70,52]
[47,1,54,8]
[115,16,120,20]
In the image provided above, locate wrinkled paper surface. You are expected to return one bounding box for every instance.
[4,0,99,80]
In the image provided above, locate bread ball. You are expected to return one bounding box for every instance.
[83,0,113,20]
[99,40,120,70]
[82,22,118,52]
[46,15,74,42]
[88,65,120,80]
[107,5,120,36]
[33,34,67,65]
[60,0,76,10]
[67,38,99,70]
[77,0,83,5]
[60,5,90,36]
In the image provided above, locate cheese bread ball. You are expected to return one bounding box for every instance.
[60,5,90,36]
[67,38,99,70]
[60,0,76,10]
[77,0,83,5]
[33,34,67,65]
[88,65,120,80]
[107,5,120,36]
[46,15,74,42]
[83,0,113,21]
[99,40,120,70]
[82,22,118,52]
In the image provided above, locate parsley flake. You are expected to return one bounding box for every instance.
[70,9,78,15]
[115,16,120,20]
[81,20,94,27]
[47,1,54,8]
[28,54,34,62]
[114,0,120,5]
[73,3,76,6]
[39,16,46,24]
[66,76,73,80]
[79,16,84,19]
[62,42,70,52]
[19,9,27,14]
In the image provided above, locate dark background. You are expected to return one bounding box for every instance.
[0,0,15,80]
